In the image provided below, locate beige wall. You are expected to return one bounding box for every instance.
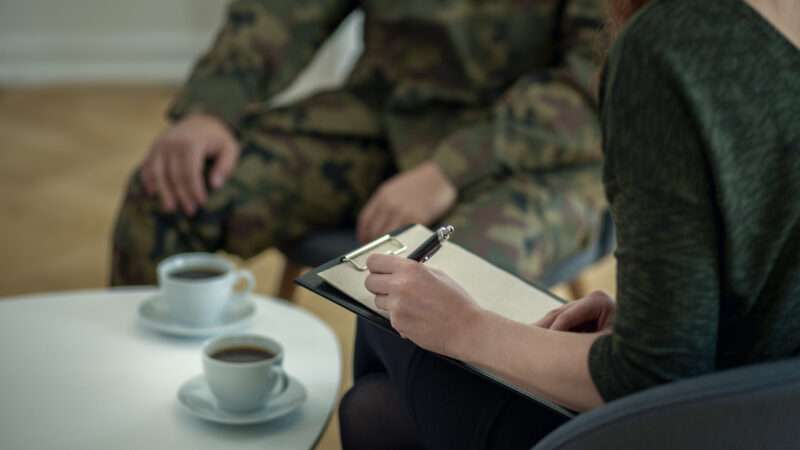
[0,0,362,93]
[0,0,226,83]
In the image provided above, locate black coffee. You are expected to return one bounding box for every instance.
[211,346,275,363]
[169,267,225,280]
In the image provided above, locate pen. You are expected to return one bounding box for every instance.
[407,225,455,263]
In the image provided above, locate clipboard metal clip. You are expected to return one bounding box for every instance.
[341,234,407,271]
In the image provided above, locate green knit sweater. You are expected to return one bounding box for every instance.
[589,0,800,401]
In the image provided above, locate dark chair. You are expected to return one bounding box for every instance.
[532,357,800,450]
[277,211,615,301]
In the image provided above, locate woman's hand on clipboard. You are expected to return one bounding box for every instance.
[535,291,616,334]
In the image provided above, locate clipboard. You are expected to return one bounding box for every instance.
[295,224,575,418]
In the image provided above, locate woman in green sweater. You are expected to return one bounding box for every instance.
[340,1,800,448]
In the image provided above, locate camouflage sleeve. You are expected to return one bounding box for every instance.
[430,0,607,188]
[168,0,357,131]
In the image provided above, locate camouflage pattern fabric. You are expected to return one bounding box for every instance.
[112,90,604,285]
[111,0,608,285]
[169,0,607,186]
[446,164,604,283]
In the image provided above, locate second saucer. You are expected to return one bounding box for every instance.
[138,295,256,338]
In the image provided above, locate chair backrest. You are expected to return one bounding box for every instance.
[532,357,800,450]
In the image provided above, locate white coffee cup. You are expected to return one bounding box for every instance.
[157,253,255,326]
[202,334,288,413]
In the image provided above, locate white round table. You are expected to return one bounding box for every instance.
[0,288,341,450]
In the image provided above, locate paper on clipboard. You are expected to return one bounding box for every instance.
[318,224,563,323]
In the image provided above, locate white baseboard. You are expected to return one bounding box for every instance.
[0,11,363,96]
[0,31,210,84]
[0,62,193,84]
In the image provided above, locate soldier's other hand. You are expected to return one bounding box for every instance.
[357,161,457,243]
[140,114,240,216]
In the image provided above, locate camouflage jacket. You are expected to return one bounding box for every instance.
[169,0,607,188]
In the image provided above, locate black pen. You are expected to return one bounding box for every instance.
[407,225,455,263]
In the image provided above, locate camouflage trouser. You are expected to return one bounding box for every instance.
[111,104,605,286]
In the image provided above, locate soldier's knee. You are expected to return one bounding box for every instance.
[112,171,159,247]
[118,171,159,213]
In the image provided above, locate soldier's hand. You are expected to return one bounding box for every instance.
[140,114,240,216]
[357,161,457,243]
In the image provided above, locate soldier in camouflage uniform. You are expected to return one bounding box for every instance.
[110,0,607,286]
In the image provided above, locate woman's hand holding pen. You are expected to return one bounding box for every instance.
[364,253,484,358]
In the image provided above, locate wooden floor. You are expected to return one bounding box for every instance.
[0,85,616,450]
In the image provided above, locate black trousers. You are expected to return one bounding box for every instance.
[343,318,571,450]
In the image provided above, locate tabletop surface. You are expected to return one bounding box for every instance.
[0,288,341,450]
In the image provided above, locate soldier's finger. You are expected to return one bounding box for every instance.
[357,196,381,243]
[166,153,195,215]
[210,142,239,189]
[139,159,157,195]
[385,212,412,237]
[181,149,207,206]
[366,205,392,243]
[150,154,175,211]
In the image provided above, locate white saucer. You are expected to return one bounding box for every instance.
[137,295,256,338]
[177,373,307,425]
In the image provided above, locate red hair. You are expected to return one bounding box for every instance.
[608,0,652,36]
